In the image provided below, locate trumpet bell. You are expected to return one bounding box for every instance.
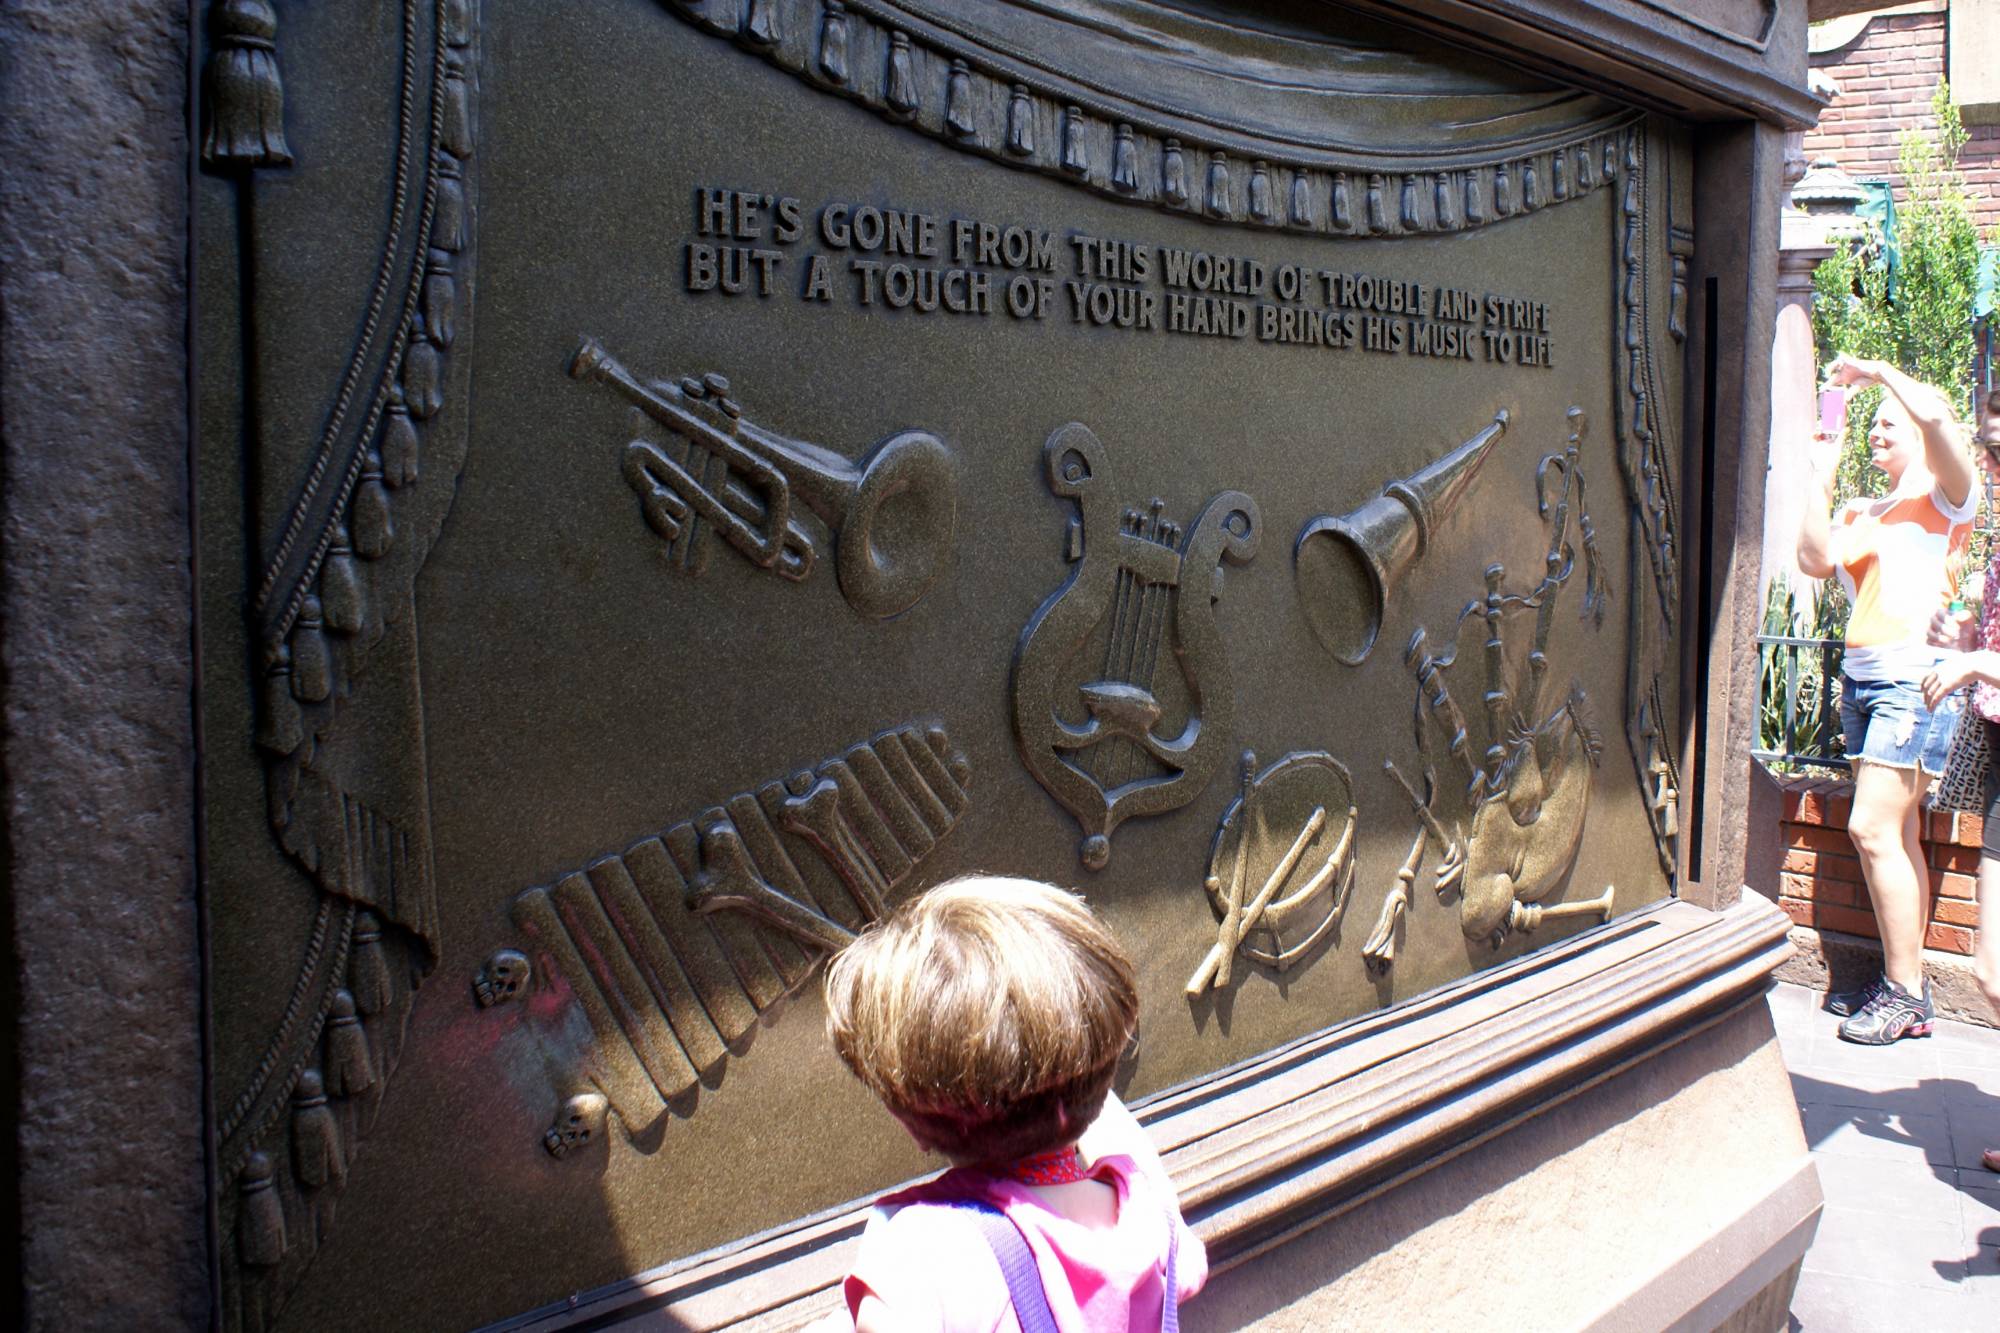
[1295,495,1419,666]
[1293,409,1507,666]
[839,430,956,620]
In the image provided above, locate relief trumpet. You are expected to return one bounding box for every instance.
[570,336,958,619]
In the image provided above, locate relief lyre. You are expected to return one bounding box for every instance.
[1011,423,1259,870]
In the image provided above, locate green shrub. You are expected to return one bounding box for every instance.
[1811,86,1984,509]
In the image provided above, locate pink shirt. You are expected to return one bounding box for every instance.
[843,1099,1207,1332]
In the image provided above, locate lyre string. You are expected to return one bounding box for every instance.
[1106,541,1138,791]
[1086,503,1180,793]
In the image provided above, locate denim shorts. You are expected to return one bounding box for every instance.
[1839,673,1962,775]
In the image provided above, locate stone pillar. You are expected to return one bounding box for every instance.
[0,2,209,1327]
[1764,154,1871,622]
[1681,119,1789,913]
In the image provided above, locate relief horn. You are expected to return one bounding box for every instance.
[1294,408,1508,666]
[571,337,957,619]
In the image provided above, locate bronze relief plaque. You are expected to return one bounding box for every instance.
[195,1,1691,1326]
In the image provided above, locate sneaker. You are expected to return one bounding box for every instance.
[1836,978,1934,1045]
[1824,975,1887,1017]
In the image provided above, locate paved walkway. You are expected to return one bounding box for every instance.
[1770,980,2000,1329]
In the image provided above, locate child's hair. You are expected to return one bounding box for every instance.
[824,874,1139,1165]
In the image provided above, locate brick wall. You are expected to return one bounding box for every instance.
[1776,772,1981,954]
[1803,9,2000,234]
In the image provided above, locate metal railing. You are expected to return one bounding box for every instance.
[1754,632,1848,769]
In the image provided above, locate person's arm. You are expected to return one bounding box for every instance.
[1829,354,1976,510]
[1796,433,1842,580]
[1924,651,2000,710]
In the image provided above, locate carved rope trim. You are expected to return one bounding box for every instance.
[218,901,357,1177]
[661,0,1642,239]
[1613,124,1680,638]
[254,0,433,624]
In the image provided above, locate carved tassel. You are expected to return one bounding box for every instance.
[320,525,364,635]
[290,596,332,703]
[1290,171,1313,226]
[1062,107,1088,177]
[870,32,910,119]
[291,1069,345,1189]
[434,158,466,254]
[1552,150,1569,200]
[1435,173,1457,230]
[1006,85,1033,156]
[1464,170,1485,225]
[1331,173,1352,230]
[402,336,444,419]
[1523,158,1542,211]
[1206,152,1230,218]
[380,397,420,490]
[440,57,472,161]
[267,753,293,831]
[1670,254,1690,342]
[423,254,456,349]
[443,0,471,48]
[1400,174,1421,230]
[1578,144,1596,190]
[1112,125,1137,192]
[324,989,375,1096]
[202,0,292,170]
[1162,139,1188,206]
[1365,174,1387,232]
[350,911,392,1016]
[352,450,394,559]
[237,1152,287,1267]
[1248,162,1273,223]
[946,59,975,138]
[819,2,849,85]
[257,646,302,754]
[1611,136,1626,178]
[1493,163,1513,216]
[744,0,781,48]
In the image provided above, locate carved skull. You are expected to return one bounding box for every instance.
[543,1092,607,1159]
[473,949,531,1008]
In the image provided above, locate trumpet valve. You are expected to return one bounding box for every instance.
[680,371,742,421]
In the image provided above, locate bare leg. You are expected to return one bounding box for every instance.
[1846,760,1931,993]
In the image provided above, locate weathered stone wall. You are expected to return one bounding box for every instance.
[0,1,208,1326]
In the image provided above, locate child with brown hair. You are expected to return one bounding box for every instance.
[825,875,1206,1331]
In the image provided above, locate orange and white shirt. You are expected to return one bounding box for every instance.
[1832,482,1976,681]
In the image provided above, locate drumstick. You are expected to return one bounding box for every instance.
[1230,806,1329,947]
[1186,806,1327,995]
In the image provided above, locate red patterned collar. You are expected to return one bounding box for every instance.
[991,1144,1090,1186]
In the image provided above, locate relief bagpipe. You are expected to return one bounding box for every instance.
[1365,408,1617,968]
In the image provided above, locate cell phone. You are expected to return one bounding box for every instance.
[1818,387,1848,436]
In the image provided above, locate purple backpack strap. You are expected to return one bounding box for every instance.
[932,1200,1060,1333]
[917,1193,1183,1333]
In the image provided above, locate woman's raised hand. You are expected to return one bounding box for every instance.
[1825,354,1882,388]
